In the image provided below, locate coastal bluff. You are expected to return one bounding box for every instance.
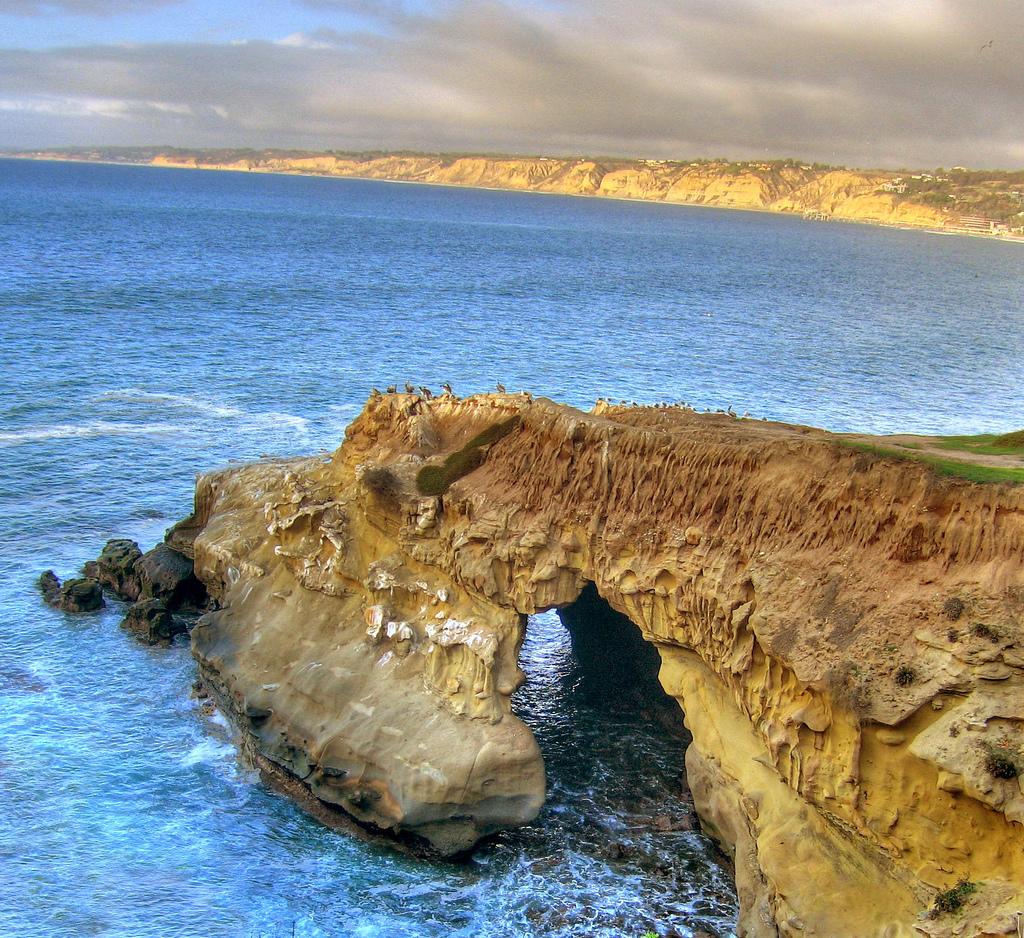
[152,152,951,231]
[167,392,1023,937]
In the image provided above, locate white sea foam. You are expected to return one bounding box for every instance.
[180,736,236,769]
[250,411,311,434]
[206,709,231,732]
[96,388,312,436]
[0,420,185,445]
[96,387,243,418]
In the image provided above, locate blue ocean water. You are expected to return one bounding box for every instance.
[1,158,1022,937]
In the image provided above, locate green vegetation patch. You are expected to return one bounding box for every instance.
[971,622,1001,642]
[416,416,521,496]
[933,430,1024,457]
[992,429,1024,449]
[894,665,916,687]
[932,879,977,915]
[942,597,965,621]
[982,740,1022,780]
[838,441,1024,485]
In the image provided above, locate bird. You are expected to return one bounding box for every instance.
[419,386,433,400]
[386,385,396,394]
[441,382,453,396]
[496,383,506,393]
[371,387,382,398]
[980,39,994,51]
[405,382,415,394]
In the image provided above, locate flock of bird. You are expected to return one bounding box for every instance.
[595,398,754,418]
[370,382,511,400]
[367,385,754,419]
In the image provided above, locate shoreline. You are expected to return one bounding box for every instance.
[6,153,1024,246]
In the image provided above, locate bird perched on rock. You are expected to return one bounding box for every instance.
[496,383,506,393]
[370,387,382,398]
[441,382,454,396]
[386,385,396,394]
[419,386,433,400]
[405,382,415,394]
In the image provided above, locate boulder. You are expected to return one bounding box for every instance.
[38,569,60,602]
[137,542,205,608]
[38,571,104,613]
[121,598,183,644]
[96,539,143,600]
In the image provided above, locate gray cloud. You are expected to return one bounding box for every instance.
[0,0,182,14]
[1,0,1022,167]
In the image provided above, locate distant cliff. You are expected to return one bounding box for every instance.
[12,147,1024,236]
[154,152,954,230]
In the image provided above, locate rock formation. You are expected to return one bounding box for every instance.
[38,570,104,612]
[76,537,206,643]
[164,392,1023,937]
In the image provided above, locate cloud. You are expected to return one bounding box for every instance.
[0,0,182,15]
[0,0,1022,166]
[294,0,409,20]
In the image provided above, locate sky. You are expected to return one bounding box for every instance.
[0,0,1022,168]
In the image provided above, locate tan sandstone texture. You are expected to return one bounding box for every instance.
[148,153,952,232]
[171,393,1024,937]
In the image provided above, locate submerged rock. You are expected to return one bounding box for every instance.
[38,570,104,613]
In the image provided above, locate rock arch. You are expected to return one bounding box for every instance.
[176,392,1024,937]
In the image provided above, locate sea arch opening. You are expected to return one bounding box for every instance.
[506,581,738,936]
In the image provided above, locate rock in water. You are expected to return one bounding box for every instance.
[136,543,203,608]
[96,538,143,600]
[38,570,60,602]
[38,571,104,613]
[121,598,182,644]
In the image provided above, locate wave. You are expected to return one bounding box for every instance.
[0,420,185,445]
[97,388,311,435]
[179,737,237,769]
[254,411,310,434]
[96,388,243,418]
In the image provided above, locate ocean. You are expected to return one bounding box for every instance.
[1,157,1022,938]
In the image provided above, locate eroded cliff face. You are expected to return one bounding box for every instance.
[174,393,1024,937]
[148,153,954,231]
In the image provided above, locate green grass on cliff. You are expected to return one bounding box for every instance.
[416,416,521,496]
[932,429,1024,456]
[839,440,1024,484]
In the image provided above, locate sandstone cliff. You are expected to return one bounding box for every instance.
[172,393,1024,937]
[147,153,956,232]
